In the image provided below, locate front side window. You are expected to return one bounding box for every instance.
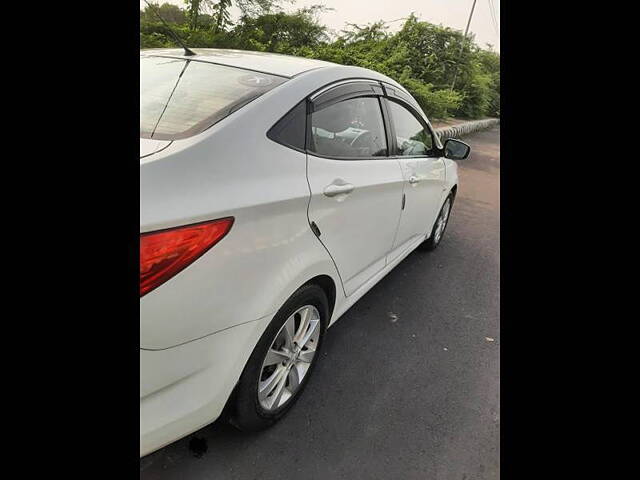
[387,100,434,156]
[140,56,287,140]
[309,97,388,158]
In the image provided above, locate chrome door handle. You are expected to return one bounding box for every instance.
[409,175,420,184]
[323,182,355,197]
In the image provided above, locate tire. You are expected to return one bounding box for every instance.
[229,284,329,431]
[420,193,454,251]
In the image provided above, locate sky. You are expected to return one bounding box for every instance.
[141,0,500,52]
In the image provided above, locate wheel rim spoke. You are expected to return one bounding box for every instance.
[435,200,450,243]
[299,319,320,349]
[294,307,311,345]
[259,365,286,401]
[283,314,296,350]
[269,367,289,409]
[288,365,300,392]
[297,346,316,363]
[263,348,290,367]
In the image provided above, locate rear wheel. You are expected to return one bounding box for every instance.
[420,194,453,251]
[230,284,328,431]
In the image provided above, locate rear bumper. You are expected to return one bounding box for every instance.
[140,314,272,457]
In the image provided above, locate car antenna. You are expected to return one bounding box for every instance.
[144,0,196,56]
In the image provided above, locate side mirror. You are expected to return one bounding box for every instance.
[443,138,471,160]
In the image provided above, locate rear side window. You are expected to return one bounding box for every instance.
[267,100,307,151]
[386,100,434,156]
[140,56,287,140]
[309,97,388,158]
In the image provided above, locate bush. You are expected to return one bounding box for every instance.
[397,75,462,119]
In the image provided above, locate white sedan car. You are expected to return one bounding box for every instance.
[140,48,470,457]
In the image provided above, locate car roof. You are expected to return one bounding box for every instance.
[140,48,338,78]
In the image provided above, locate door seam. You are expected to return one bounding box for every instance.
[387,158,407,265]
[304,152,348,297]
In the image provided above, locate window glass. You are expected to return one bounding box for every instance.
[387,100,434,156]
[267,100,306,151]
[140,56,287,140]
[310,97,387,158]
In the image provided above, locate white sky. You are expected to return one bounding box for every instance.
[141,0,500,52]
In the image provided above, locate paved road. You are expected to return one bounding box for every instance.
[141,126,500,480]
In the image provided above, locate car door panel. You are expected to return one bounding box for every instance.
[387,157,445,261]
[305,89,404,297]
[307,155,404,296]
[384,99,446,263]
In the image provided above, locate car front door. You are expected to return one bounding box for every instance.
[384,97,446,263]
[306,82,404,297]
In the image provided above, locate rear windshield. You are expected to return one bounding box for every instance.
[140,56,287,140]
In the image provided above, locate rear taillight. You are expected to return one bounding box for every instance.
[140,217,234,297]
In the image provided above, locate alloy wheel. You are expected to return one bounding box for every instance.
[257,305,321,411]
[434,198,451,245]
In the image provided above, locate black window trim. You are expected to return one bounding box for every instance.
[381,82,419,108]
[306,80,393,161]
[379,94,397,159]
[265,77,443,161]
[266,79,385,156]
[310,81,384,113]
[266,99,309,154]
[307,95,392,161]
[383,97,442,159]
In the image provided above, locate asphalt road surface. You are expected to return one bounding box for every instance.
[140,126,500,480]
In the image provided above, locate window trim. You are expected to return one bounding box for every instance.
[266,98,308,154]
[381,82,420,109]
[306,93,391,161]
[310,81,384,113]
[382,97,440,159]
[265,78,443,161]
[379,94,397,158]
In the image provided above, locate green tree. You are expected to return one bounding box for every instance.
[141,2,187,24]
[140,6,499,119]
[233,5,330,52]
[185,0,202,30]
[211,0,232,33]
[184,0,286,30]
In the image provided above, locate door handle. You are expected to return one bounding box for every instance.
[409,175,420,185]
[323,182,355,198]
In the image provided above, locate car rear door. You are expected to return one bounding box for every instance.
[306,81,405,297]
[382,93,446,263]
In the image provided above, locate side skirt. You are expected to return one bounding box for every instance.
[328,234,426,328]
